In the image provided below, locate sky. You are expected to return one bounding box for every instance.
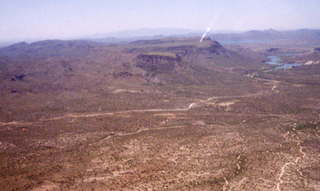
[0,0,320,41]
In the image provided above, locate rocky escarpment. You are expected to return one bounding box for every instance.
[136,53,182,75]
[133,38,245,84]
[165,38,227,56]
[129,38,227,57]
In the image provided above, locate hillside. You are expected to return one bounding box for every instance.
[0,37,267,121]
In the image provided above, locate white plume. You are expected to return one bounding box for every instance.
[200,27,211,42]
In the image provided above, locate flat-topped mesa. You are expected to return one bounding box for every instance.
[129,37,227,56]
[165,38,227,56]
[136,52,181,74]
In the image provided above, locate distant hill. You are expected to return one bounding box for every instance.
[0,40,101,58]
[0,41,16,48]
[213,29,320,45]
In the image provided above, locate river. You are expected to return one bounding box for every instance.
[265,55,302,70]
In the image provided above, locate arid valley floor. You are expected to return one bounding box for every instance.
[0,36,319,190]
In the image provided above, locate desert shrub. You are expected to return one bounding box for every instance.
[296,122,319,131]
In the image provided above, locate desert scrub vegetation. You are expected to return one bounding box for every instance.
[295,122,320,131]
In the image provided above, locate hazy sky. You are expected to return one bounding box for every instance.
[1,0,320,41]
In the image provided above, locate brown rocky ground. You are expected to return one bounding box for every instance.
[0,38,319,191]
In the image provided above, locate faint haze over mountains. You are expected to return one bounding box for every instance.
[0,0,320,42]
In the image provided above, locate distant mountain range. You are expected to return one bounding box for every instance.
[212,29,320,44]
[80,28,202,44]
[82,28,320,45]
[1,28,320,47]
[86,28,202,39]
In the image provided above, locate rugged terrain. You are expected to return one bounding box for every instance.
[0,37,319,191]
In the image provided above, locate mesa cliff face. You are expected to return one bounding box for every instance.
[134,38,228,73]
[136,53,181,74]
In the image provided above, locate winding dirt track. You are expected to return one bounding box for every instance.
[0,83,275,128]
[0,74,281,127]
[276,128,307,191]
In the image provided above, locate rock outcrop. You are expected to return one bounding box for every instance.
[136,52,181,74]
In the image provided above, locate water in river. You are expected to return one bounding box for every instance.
[265,55,302,70]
